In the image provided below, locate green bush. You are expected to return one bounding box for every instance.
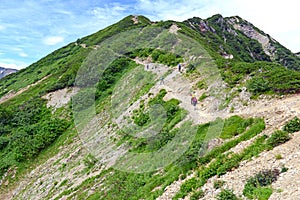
[283,117,300,133]
[220,116,252,139]
[248,187,273,200]
[247,77,270,95]
[214,180,225,189]
[190,190,204,200]
[0,99,70,176]
[199,93,208,101]
[129,48,183,66]
[132,102,150,127]
[95,57,138,101]
[196,80,208,90]
[186,64,196,72]
[87,193,101,200]
[217,189,238,200]
[281,166,289,173]
[0,137,9,150]
[120,89,184,153]
[243,169,279,199]
[179,177,198,194]
[267,130,290,148]
[83,154,98,169]
[218,61,300,95]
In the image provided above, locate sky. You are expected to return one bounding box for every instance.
[0,0,299,69]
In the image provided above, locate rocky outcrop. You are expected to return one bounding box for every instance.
[184,17,215,33]
[228,17,277,60]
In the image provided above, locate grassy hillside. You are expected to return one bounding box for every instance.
[0,14,299,200]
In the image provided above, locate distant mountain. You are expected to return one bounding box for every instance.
[0,67,18,79]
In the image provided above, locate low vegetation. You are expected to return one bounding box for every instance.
[217,189,239,200]
[174,126,294,199]
[127,48,183,67]
[283,117,300,133]
[0,99,70,177]
[243,169,281,200]
[219,61,300,95]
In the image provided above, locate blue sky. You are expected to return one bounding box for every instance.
[1,0,299,69]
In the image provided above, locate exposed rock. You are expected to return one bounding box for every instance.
[199,20,213,32]
[0,75,49,104]
[42,87,79,109]
[157,172,195,200]
[169,24,181,34]
[199,132,300,199]
[80,43,87,48]
[132,15,139,24]
[207,138,223,151]
[228,17,276,59]
[0,67,18,79]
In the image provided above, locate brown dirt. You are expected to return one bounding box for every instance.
[0,75,49,104]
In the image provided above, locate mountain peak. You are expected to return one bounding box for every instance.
[183,14,300,69]
[1,14,300,200]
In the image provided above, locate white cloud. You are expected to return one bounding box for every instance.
[135,0,219,21]
[0,62,26,70]
[19,52,28,57]
[0,62,19,69]
[90,3,128,20]
[0,25,5,31]
[43,36,64,46]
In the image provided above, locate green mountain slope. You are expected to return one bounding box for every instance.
[0,15,300,200]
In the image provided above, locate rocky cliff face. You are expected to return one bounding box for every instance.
[227,16,277,59]
[0,67,17,79]
[184,14,300,70]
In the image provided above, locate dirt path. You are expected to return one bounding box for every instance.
[42,87,79,110]
[0,75,49,104]
[133,58,211,125]
[155,74,300,199]
[134,58,300,199]
[3,57,300,200]
[198,131,300,200]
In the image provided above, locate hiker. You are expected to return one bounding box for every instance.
[178,63,182,72]
[160,76,164,85]
[191,91,196,104]
[191,96,197,110]
[146,64,149,70]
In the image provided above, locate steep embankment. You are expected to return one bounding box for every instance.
[2,56,300,199]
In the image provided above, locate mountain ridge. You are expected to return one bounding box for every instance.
[0,14,300,200]
[184,14,300,70]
